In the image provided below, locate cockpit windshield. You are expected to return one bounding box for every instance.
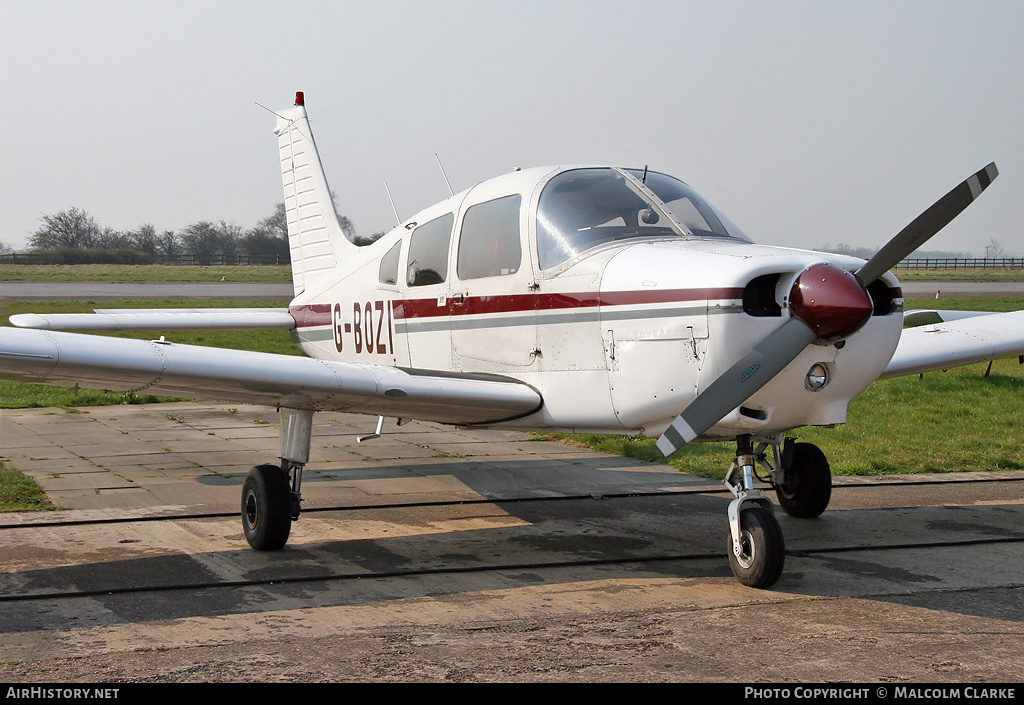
[625,169,751,243]
[536,167,750,270]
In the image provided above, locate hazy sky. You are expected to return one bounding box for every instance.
[2,0,1022,255]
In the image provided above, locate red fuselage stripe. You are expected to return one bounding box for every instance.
[288,286,904,329]
[289,288,743,329]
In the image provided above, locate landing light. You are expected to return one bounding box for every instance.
[805,363,830,391]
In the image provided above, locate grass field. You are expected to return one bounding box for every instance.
[894,268,1024,281]
[0,264,290,282]
[1,292,1023,509]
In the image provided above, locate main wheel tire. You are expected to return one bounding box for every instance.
[727,506,785,589]
[776,442,832,518]
[241,464,292,550]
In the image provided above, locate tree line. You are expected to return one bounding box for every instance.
[4,204,385,265]
[814,242,997,260]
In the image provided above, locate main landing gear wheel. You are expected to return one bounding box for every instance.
[727,506,785,589]
[242,464,292,550]
[776,442,832,518]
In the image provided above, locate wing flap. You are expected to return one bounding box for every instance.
[9,308,296,331]
[0,328,542,425]
[881,310,1024,379]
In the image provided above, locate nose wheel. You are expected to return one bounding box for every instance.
[727,505,785,588]
[722,435,834,588]
[724,435,785,588]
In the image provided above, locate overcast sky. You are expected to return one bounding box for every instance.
[2,0,1022,255]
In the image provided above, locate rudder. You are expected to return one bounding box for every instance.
[274,92,356,296]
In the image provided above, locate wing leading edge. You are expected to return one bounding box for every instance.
[881,309,1024,379]
[0,327,542,426]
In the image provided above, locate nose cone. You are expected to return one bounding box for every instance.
[789,263,874,342]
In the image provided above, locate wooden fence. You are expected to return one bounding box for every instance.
[895,258,1024,269]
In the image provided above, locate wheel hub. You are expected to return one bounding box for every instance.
[733,529,756,569]
[244,489,259,530]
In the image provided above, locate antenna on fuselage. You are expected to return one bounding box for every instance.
[385,183,401,225]
[435,153,455,196]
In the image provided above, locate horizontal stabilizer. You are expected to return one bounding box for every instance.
[10,309,296,331]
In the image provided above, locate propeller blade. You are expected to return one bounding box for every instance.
[656,318,818,456]
[856,162,998,286]
[656,162,998,457]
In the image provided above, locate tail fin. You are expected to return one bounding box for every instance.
[274,92,357,295]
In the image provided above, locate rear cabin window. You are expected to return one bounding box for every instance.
[407,213,454,287]
[456,195,522,280]
[378,241,401,285]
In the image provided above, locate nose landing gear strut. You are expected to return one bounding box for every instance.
[724,434,832,588]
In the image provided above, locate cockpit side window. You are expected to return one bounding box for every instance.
[378,241,401,285]
[407,213,454,287]
[457,195,522,280]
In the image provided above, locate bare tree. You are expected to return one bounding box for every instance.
[261,203,288,240]
[238,203,290,262]
[95,225,133,250]
[179,221,242,264]
[217,221,242,261]
[179,221,222,264]
[985,239,1004,258]
[29,207,101,250]
[155,230,181,260]
[128,224,160,256]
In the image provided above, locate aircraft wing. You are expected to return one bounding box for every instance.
[880,309,1024,379]
[0,327,542,426]
[9,308,295,331]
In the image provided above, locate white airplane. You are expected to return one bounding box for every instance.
[1,92,1019,588]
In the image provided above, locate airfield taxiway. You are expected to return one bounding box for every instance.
[1,402,1023,682]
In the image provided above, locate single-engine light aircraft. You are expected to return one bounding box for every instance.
[2,92,1019,588]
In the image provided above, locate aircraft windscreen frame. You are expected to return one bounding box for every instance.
[536,167,751,270]
[625,169,753,244]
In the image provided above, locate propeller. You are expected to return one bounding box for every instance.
[655,162,999,456]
